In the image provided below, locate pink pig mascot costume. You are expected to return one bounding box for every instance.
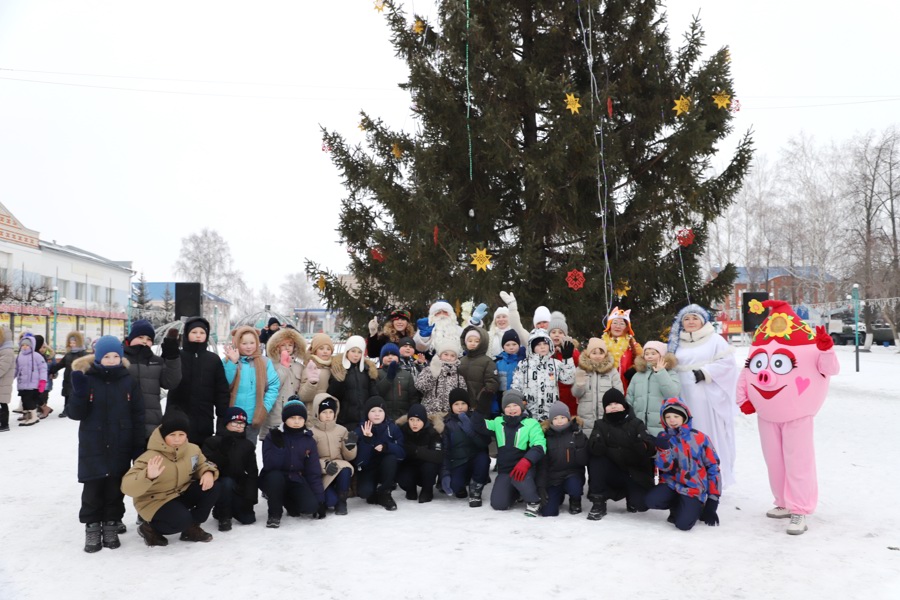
[736,300,839,535]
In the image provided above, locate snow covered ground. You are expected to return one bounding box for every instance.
[1,345,898,600]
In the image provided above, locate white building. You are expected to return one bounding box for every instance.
[0,202,133,350]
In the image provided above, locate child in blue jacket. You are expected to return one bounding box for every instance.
[223,326,280,444]
[259,400,325,529]
[354,396,406,510]
[493,330,525,417]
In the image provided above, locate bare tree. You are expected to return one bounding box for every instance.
[174,229,245,299]
[280,272,321,314]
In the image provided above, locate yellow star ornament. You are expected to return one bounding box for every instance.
[712,92,732,109]
[391,143,403,159]
[374,1,386,13]
[614,280,631,298]
[672,95,691,116]
[470,248,492,272]
[565,93,581,115]
[317,275,326,292]
[413,19,425,35]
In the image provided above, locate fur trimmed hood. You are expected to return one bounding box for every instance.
[266,327,308,361]
[72,354,131,373]
[330,353,378,382]
[633,352,678,373]
[395,413,445,435]
[66,331,85,349]
[540,415,585,432]
[578,351,615,374]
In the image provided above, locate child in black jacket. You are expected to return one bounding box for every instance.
[538,402,589,516]
[586,388,656,520]
[440,389,491,507]
[397,403,444,503]
[201,407,259,531]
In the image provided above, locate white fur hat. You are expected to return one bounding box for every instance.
[493,306,510,319]
[342,335,367,371]
[429,300,454,323]
[533,306,552,327]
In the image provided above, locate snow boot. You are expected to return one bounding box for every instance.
[569,497,583,515]
[138,522,168,547]
[587,500,607,521]
[19,410,39,426]
[218,518,232,532]
[468,483,485,508]
[59,408,68,418]
[266,516,281,529]
[524,502,541,518]
[418,487,434,504]
[335,491,349,516]
[113,520,126,534]
[405,488,418,501]
[377,489,397,511]
[787,514,808,535]
[84,522,102,553]
[0,424,8,433]
[767,506,791,519]
[179,524,212,542]
[39,405,53,419]
[101,521,121,549]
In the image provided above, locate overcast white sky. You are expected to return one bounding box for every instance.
[1,0,898,297]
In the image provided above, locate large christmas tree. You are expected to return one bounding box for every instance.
[307,0,752,341]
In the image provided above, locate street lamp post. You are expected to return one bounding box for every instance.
[52,286,59,352]
[852,283,860,373]
[213,305,219,346]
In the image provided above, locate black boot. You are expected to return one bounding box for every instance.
[335,491,349,515]
[587,500,607,521]
[84,522,101,553]
[468,482,485,508]
[405,488,418,501]
[101,521,121,549]
[377,489,397,511]
[569,497,583,515]
[138,522,169,546]
[112,520,126,534]
[418,487,434,503]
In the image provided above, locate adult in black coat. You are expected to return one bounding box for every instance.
[586,388,656,520]
[68,344,145,537]
[165,317,230,446]
[201,407,259,529]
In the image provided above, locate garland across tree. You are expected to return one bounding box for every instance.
[306,0,752,341]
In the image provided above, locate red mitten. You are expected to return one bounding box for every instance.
[280,349,291,368]
[510,458,531,482]
[740,401,756,415]
[815,326,834,351]
[38,380,47,394]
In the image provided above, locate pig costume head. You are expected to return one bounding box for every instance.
[739,300,839,422]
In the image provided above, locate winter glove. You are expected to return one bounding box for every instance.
[441,475,453,495]
[693,369,706,384]
[160,334,180,360]
[344,431,358,450]
[325,460,339,476]
[368,317,379,337]
[37,380,46,394]
[510,458,531,482]
[740,401,756,415]
[269,429,285,449]
[316,502,327,520]
[71,370,89,397]
[815,325,834,351]
[499,290,517,310]
[304,360,319,385]
[700,498,720,527]
[386,361,399,380]
[416,317,434,338]
[560,341,575,360]
[654,432,671,450]
[457,411,475,437]
[574,368,588,388]
[471,303,489,326]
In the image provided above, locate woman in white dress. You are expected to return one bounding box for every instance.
[668,304,738,489]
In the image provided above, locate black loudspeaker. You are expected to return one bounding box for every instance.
[175,283,203,321]
[742,292,769,332]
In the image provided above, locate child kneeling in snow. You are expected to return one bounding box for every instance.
[440,389,492,507]
[309,393,358,515]
[259,400,326,528]
[201,407,259,531]
[354,396,406,510]
[537,402,589,516]
[472,389,546,517]
[121,410,220,546]
[397,403,444,503]
[646,398,721,531]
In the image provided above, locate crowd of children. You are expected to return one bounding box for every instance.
[5,292,841,553]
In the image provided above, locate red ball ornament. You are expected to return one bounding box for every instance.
[676,228,695,248]
[566,269,586,291]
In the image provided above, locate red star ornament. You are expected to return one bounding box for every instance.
[566,269,586,291]
[676,228,695,247]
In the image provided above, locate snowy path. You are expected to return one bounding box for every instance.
[1,346,898,599]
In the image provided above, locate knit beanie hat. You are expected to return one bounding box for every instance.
[407,403,428,423]
[282,400,308,422]
[309,333,334,356]
[533,306,552,327]
[160,410,190,438]
[501,329,520,346]
[530,334,551,353]
[548,401,570,421]
[33,335,45,352]
[493,306,510,319]
[128,319,155,342]
[390,309,412,322]
[663,403,689,422]
[267,317,281,327]
[380,343,400,360]
[434,336,461,357]
[585,337,607,355]
[398,336,415,349]
[501,389,526,411]
[643,341,668,369]
[225,406,248,425]
[317,395,338,415]
[184,316,210,337]
[19,334,34,349]
[94,335,123,362]
[448,388,470,408]
[548,311,568,336]
[365,396,386,415]
[602,388,626,410]
[342,335,367,370]
[464,329,482,344]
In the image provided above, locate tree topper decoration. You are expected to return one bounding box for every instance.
[470,248,492,271]
[566,269,585,291]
